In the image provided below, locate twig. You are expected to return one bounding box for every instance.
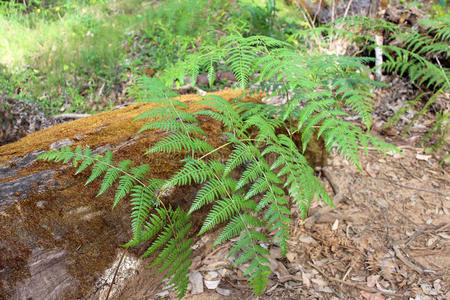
[358,145,423,151]
[313,0,322,24]
[98,82,106,98]
[105,248,128,300]
[53,113,91,120]
[342,265,352,281]
[175,83,207,96]
[403,223,449,246]
[331,0,335,23]
[375,177,447,196]
[343,0,354,18]
[374,34,384,81]
[306,167,344,223]
[322,167,340,195]
[399,162,421,180]
[435,56,450,86]
[393,245,424,274]
[307,262,403,297]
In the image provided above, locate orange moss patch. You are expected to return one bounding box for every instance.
[0,89,260,298]
[0,89,245,164]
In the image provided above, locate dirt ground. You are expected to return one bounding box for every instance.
[110,146,448,300]
[107,78,449,300]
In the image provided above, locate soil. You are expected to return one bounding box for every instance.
[109,78,450,300]
[113,144,449,300]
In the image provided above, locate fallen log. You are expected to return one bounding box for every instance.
[0,89,245,299]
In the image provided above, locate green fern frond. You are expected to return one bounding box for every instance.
[189,177,237,214]
[224,143,255,175]
[229,228,271,296]
[134,106,198,123]
[97,160,132,197]
[195,95,244,131]
[166,157,215,187]
[141,206,193,299]
[85,150,113,185]
[129,179,162,240]
[113,164,151,207]
[199,194,250,235]
[219,34,284,89]
[236,161,261,190]
[137,119,205,135]
[215,214,263,244]
[124,207,167,247]
[75,148,96,174]
[130,76,181,105]
[147,132,214,154]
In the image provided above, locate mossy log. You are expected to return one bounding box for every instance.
[0,89,246,299]
[0,89,327,299]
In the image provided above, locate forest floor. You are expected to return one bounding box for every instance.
[1,2,448,299]
[98,77,449,300]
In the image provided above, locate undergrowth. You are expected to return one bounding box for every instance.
[293,14,449,152]
[39,34,396,298]
[0,0,295,114]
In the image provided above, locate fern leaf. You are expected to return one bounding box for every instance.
[97,159,132,196]
[147,132,213,154]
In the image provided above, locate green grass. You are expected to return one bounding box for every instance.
[0,0,300,114]
[0,0,136,113]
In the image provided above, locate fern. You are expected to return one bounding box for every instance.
[294,15,449,151]
[38,148,193,298]
[38,29,400,298]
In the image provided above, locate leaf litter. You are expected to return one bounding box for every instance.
[112,72,449,300]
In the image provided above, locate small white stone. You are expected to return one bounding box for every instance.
[36,200,47,209]
[331,219,339,231]
[189,272,203,295]
[204,279,221,289]
[155,290,169,297]
[204,271,219,280]
[216,287,231,296]
[421,283,432,295]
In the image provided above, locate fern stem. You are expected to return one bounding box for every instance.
[167,99,195,158]
[210,170,265,262]
[435,56,450,86]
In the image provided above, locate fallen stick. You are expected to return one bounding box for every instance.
[307,262,404,297]
[375,177,447,196]
[393,245,424,274]
[53,113,91,120]
[175,83,207,96]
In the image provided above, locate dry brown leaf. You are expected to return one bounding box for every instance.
[311,276,328,288]
[286,252,296,262]
[331,219,339,231]
[361,291,385,300]
[302,272,311,288]
[367,274,380,288]
[269,247,281,259]
[366,163,377,178]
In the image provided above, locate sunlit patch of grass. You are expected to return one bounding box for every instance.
[0,1,139,113]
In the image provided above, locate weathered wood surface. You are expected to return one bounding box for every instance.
[0,89,243,299]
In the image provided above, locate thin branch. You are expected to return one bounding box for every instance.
[53,113,91,120]
[375,177,447,196]
[105,249,128,300]
[308,262,404,297]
